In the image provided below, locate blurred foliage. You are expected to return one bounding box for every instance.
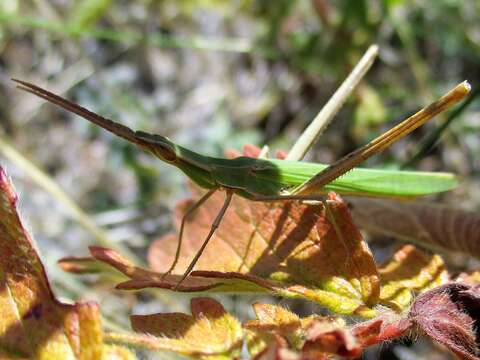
[0,0,479,358]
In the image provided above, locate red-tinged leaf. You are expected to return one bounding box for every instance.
[350,316,411,348]
[350,197,480,258]
[302,315,411,358]
[109,297,243,359]
[408,283,480,360]
[90,246,228,292]
[378,245,450,311]
[244,302,409,358]
[243,144,265,158]
[117,297,412,359]
[302,321,360,358]
[58,256,111,274]
[140,189,380,317]
[0,167,135,359]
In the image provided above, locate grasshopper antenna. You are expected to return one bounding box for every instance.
[12,79,146,147]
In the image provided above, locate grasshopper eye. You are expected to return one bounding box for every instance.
[135,131,177,162]
[151,142,177,162]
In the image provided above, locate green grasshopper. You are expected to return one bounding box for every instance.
[13,79,470,285]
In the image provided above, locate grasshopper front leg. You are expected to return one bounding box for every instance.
[174,190,234,289]
[161,189,217,281]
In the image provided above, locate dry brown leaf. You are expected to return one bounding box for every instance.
[350,197,480,257]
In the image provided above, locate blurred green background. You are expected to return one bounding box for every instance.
[0,1,479,358]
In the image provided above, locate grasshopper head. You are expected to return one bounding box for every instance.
[135,131,177,162]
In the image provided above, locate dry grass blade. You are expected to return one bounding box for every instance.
[287,44,379,161]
